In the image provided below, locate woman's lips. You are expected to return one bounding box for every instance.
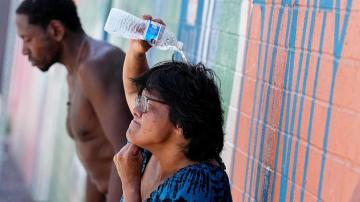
[132,119,140,126]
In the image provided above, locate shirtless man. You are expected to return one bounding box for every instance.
[15,0,132,201]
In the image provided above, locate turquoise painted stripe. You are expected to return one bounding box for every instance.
[279,1,300,200]
[298,1,319,200]
[288,0,311,200]
[252,3,275,200]
[230,3,254,188]
[245,5,266,202]
[317,0,352,200]
[242,5,266,202]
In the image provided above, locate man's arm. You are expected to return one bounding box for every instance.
[85,175,106,202]
[79,50,132,202]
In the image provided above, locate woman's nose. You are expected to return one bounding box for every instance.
[133,105,143,118]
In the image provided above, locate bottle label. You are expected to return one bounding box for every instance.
[144,21,162,45]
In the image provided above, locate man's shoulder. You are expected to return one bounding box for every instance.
[77,42,125,88]
[78,39,125,80]
[86,39,125,67]
[97,40,125,61]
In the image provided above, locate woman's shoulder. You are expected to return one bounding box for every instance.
[148,162,232,202]
[175,162,229,183]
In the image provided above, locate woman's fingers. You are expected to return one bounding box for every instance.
[128,143,142,156]
[142,15,152,20]
[113,143,143,166]
[113,143,143,184]
[152,18,165,26]
[142,15,166,26]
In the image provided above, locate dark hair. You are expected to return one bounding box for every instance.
[16,0,83,32]
[133,61,224,162]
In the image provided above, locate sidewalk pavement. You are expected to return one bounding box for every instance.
[0,141,33,202]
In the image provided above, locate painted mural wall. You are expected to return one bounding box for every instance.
[2,0,359,201]
[228,0,360,201]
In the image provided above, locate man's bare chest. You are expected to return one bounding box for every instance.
[66,77,99,140]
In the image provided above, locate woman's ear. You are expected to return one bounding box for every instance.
[174,124,189,148]
[174,123,183,136]
[47,20,65,42]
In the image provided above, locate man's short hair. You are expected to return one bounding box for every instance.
[133,61,225,162]
[16,0,83,32]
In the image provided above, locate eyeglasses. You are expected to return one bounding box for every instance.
[135,95,167,113]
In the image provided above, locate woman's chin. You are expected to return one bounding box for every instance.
[126,128,135,142]
[126,128,142,144]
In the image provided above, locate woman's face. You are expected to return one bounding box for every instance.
[126,90,176,149]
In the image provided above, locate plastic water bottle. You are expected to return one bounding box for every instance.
[104,8,184,52]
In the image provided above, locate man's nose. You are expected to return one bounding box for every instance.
[22,43,30,55]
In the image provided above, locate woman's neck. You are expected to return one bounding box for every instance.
[150,146,195,181]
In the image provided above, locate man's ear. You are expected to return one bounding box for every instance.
[47,20,65,41]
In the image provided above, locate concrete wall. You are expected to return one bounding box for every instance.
[2,0,359,201]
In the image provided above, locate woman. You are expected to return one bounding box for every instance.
[114,16,232,202]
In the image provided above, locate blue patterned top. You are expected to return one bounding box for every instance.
[121,151,232,202]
